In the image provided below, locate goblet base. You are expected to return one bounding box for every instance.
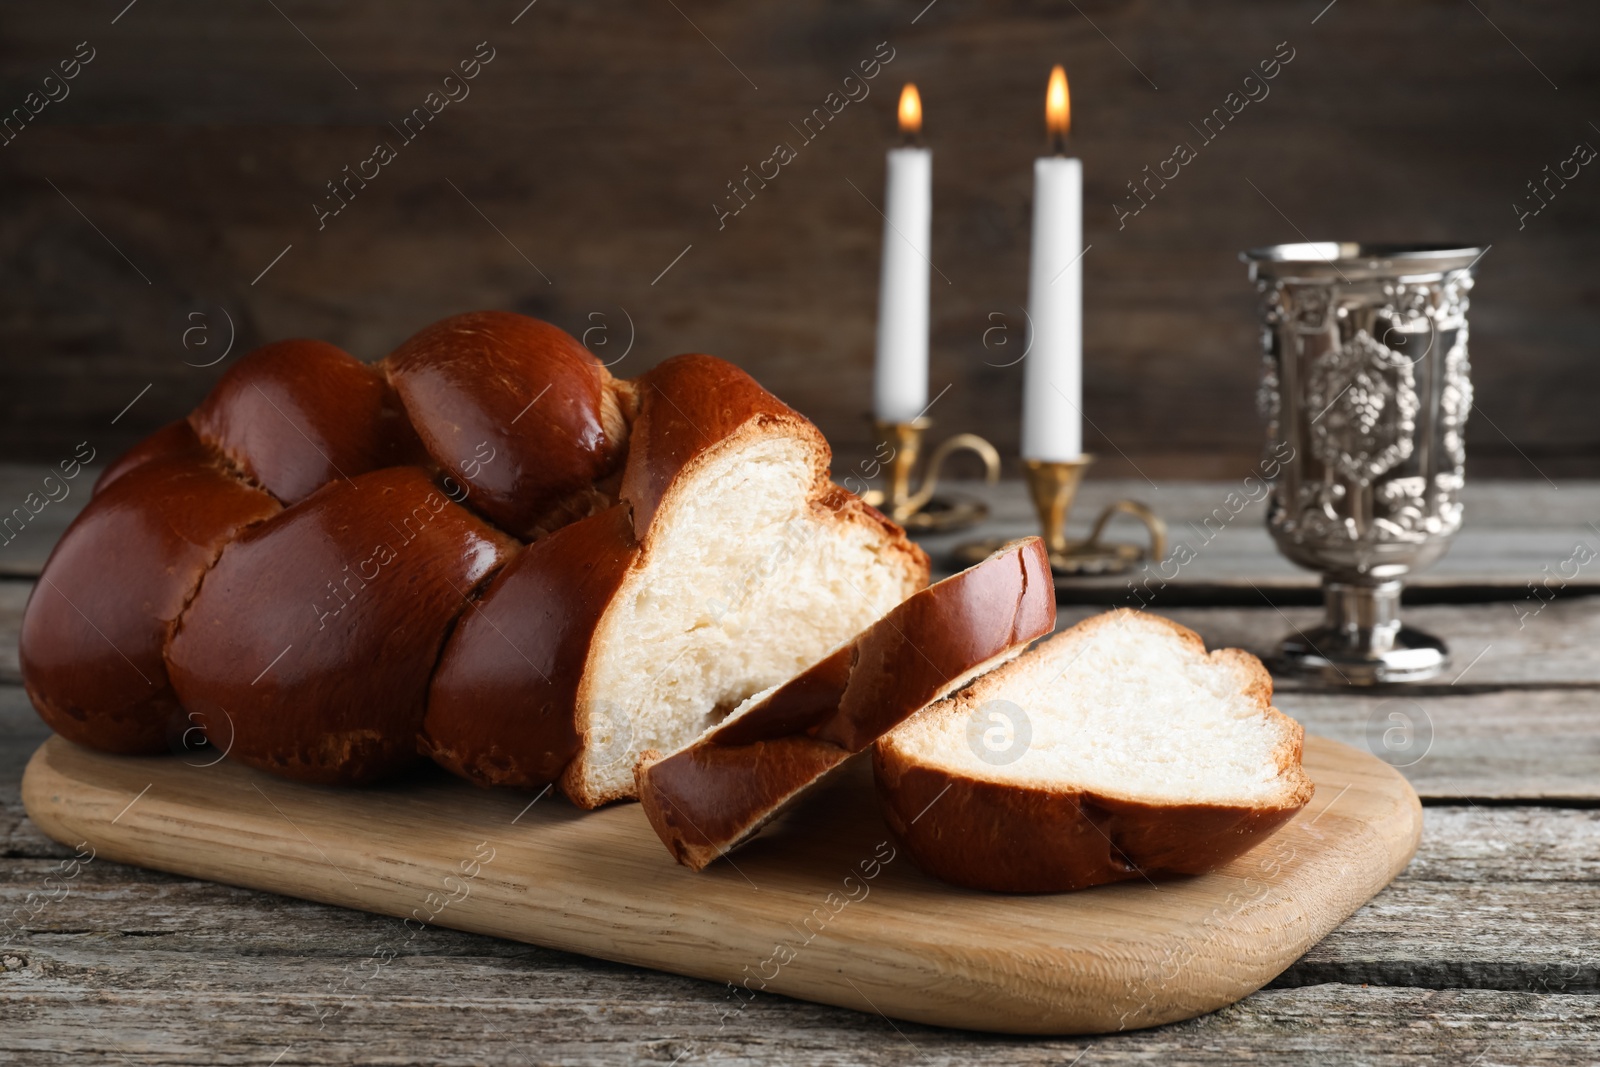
[1279,624,1449,686]
[1278,578,1448,685]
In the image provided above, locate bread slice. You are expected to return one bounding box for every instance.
[635,536,1055,870]
[874,609,1314,893]
[422,354,930,807]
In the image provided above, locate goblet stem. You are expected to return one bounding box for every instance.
[1279,578,1449,685]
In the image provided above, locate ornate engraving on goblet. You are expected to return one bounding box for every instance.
[1242,243,1485,684]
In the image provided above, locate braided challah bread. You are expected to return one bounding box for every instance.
[20,311,929,805]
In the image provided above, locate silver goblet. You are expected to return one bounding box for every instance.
[1242,243,1485,684]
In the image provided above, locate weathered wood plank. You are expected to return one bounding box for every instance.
[1094,599,1600,690]
[1276,688,1600,802]
[1283,807,1600,993]
[925,478,1600,532]
[0,581,28,682]
[0,464,82,577]
[915,480,1600,598]
[1,973,1596,1065]
[1,688,55,861]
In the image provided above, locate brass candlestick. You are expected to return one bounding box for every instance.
[860,417,1001,533]
[954,455,1167,576]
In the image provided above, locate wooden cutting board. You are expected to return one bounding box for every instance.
[22,733,1419,1035]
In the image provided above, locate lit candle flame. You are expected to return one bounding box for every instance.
[898,83,923,138]
[1046,64,1070,144]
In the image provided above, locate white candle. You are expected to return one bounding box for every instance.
[873,84,931,425]
[1021,66,1083,462]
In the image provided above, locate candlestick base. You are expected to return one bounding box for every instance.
[952,535,1151,576]
[951,456,1167,578]
[859,418,1001,534]
[897,493,995,533]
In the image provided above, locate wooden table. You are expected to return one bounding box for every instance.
[3,470,1597,1064]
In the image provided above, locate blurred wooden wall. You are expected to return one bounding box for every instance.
[1,0,1596,480]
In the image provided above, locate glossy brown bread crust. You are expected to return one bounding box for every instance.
[191,338,424,503]
[167,467,518,785]
[635,537,1053,870]
[618,352,820,538]
[872,611,1315,893]
[873,759,1311,894]
[24,313,624,780]
[385,311,630,539]
[28,335,451,764]
[421,503,641,788]
[21,442,281,754]
[93,418,202,494]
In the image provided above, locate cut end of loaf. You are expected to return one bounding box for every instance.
[876,609,1314,893]
[563,423,927,808]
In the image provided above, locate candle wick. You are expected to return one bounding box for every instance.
[1049,133,1067,156]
